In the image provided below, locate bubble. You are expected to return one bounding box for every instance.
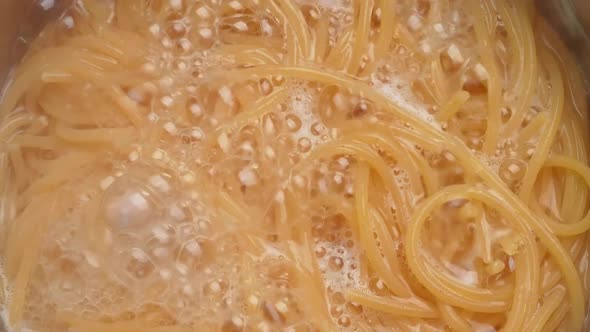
[351,101,369,117]
[369,278,389,296]
[285,114,302,132]
[500,107,512,123]
[331,291,346,305]
[324,233,336,243]
[467,137,483,151]
[522,106,542,127]
[315,246,327,258]
[346,301,363,315]
[177,223,199,241]
[272,75,285,86]
[259,78,273,96]
[151,224,176,244]
[103,187,152,230]
[278,135,294,150]
[288,152,301,165]
[125,248,155,280]
[499,158,526,184]
[337,315,351,327]
[330,305,343,317]
[310,122,325,136]
[297,137,312,153]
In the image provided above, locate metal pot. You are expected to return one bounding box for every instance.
[0,1,588,331]
[536,0,590,84]
[0,0,71,88]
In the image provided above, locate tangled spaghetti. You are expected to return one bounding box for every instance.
[0,0,589,331]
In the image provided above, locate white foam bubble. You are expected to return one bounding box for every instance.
[105,190,152,229]
[371,74,442,130]
[39,0,55,11]
[286,84,325,150]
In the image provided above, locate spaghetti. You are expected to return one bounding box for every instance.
[0,0,588,331]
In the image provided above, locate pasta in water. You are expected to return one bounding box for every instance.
[0,0,589,331]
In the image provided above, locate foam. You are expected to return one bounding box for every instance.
[2,0,575,330]
[371,74,442,130]
[285,83,326,149]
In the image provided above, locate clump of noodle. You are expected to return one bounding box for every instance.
[0,0,588,331]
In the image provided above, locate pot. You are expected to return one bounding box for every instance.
[536,0,590,86]
[0,1,588,332]
[0,0,71,88]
